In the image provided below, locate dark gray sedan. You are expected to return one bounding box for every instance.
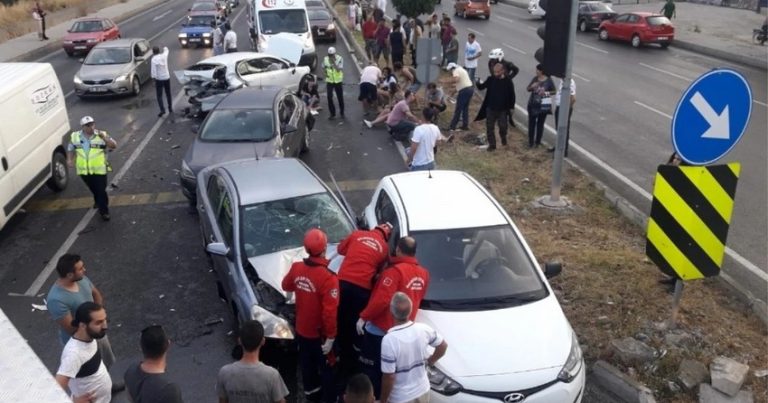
[196,158,355,339]
[180,86,314,201]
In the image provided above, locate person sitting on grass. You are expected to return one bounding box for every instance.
[385,90,421,141]
[425,82,447,120]
[364,90,405,128]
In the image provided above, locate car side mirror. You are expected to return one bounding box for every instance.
[543,262,562,279]
[135,56,146,62]
[206,242,231,259]
[191,124,200,134]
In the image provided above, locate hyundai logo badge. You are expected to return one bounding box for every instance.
[503,393,526,403]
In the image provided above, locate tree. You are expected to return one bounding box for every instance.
[391,0,436,19]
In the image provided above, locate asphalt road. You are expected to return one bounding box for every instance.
[0,1,405,401]
[396,1,768,300]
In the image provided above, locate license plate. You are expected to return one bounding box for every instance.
[90,87,107,93]
[657,36,669,41]
[189,38,201,42]
[74,46,86,50]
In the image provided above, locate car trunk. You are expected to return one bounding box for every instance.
[647,16,674,35]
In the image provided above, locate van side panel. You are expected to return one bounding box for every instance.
[0,63,70,230]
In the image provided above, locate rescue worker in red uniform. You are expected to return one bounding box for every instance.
[356,236,430,398]
[336,222,392,375]
[282,229,340,403]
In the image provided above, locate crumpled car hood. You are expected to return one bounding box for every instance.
[247,245,342,301]
[174,69,243,90]
[265,33,304,65]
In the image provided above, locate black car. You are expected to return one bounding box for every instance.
[180,87,314,202]
[577,1,617,32]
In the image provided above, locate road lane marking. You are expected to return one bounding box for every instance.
[638,62,692,81]
[153,9,173,21]
[526,26,537,31]
[494,15,516,24]
[467,28,485,37]
[502,43,526,55]
[634,100,673,119]
[21,89,187,298]
[576,41,609,54]
[572,72,590,82]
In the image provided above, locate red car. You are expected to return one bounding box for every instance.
[62,17,121,57]
[598,12,673,48]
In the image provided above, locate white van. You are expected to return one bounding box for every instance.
[0,63,70,231]
[247,0,318,70]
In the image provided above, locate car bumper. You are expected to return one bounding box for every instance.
[74,77,133,96]
[180,175,197,201]
[431,363,585,403]
[465,9,489,17]
[62,43,96,54]
[179,36,213,47]
[313,28,336,41]
[643,34,674,43]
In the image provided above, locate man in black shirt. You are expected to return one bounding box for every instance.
[475,63,515,151]
[125,325,184,403]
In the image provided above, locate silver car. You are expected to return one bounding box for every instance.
[73,38,152,97]
[196,158,355,339]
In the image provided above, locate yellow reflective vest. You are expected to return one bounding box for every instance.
[323,56,343,84]
[70,130,109,175]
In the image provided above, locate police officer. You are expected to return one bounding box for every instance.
[487,48,519,127]
[282,229,340,403]
[67,116,117,221]
[336,223,392,374]
[323,47,345,120]
[356,236,430,399]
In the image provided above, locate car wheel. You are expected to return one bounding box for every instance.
[579,19,588,32]
[46,152,68,192]
[131,76,140,96]
[599,28,609,41]
[631,34,641,48]
[65,50,74,57]
[300,131,310,154]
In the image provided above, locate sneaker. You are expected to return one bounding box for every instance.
[158,111,165,117]
[460,126,469,131]
[100,213,111,222]
[363,120,373,128]
[328,115,336,120]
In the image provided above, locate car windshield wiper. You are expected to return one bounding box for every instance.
[422,292,546,310]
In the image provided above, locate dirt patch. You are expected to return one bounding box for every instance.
[339,4,768,401]
[0,0,124,42]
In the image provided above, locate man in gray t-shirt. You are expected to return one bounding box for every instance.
[217,320,289,403]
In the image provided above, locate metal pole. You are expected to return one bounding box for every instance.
[548,0,578,203]
[667,279,685,329]
[425,39,433,88]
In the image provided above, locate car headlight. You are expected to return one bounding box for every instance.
[73,75,82,84]
[327,23,335,30]
[203,32,212,37]
[251,304,294,339]
[303,35,314,49]
[557,332,584,383]
[180,160,196,181]
[179,33,188,38]
[87,38,97,43]
[64,40,73,44]
[427,366,463,395]
[115,74,128,82]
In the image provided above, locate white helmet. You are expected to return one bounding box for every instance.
[80,116,95,126]
[489,48,504,61]
[328,47,336,55]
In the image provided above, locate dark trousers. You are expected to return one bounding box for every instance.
[486,108,508,149]
[42,17,48,38]
[554,106,573,156]
[326,82,345,117]
[297,335,336,403]
[155,79,172,113]
[391,50,404,65]
[80,174,109,215]
[449,87,474,130]
[410,45,417,68]
[527,106,548,146]
[359,330,384,399]
[337,281,371,375]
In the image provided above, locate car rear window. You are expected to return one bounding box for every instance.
[589,2,613,12]
[647,16,671,26]
[200,109,274,141]
[308,9,331,20]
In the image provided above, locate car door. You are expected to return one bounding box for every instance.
[134,40,152,82]
[260,56,298,91]
[610,14,630,39]
[201,173,238,298]
[235,57,267,87]
[102,19,117,40]
[625,14,642,40]
[277,94,299,156]
[373,189,402,255]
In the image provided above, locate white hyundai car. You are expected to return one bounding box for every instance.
[361,170,585,403]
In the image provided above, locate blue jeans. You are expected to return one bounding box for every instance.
[410,161,435,171]
[450,86,474,130]
[466,67,476,83]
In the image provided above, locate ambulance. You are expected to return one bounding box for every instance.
[248,0,318,70]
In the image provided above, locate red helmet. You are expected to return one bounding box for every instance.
[304,228,327,256]
[374,222,393,240]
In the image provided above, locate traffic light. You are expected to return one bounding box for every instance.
[534,0,572,78]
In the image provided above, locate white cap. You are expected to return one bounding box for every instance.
[80,116,95,126]
[445,62,458,70]
[328,47,336,55]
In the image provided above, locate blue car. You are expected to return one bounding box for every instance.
[178,12,221,48]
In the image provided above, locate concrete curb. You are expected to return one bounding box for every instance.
[8,0,167,63]
[592,360,658,403]
[498,0,767,71]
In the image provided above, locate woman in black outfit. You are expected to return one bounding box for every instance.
[526,64,555,148]
[389,20,405,66]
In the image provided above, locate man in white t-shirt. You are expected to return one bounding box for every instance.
[549,78,576,157]
[223,22,237,52]
[463,32,482,83]
[359,62,382,114]
[407,108,444,171]
[380,292,448,403]
[55,302,113,403]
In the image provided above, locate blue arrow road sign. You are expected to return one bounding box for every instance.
[671,69,752,165]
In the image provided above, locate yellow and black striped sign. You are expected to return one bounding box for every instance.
[646,163,740,280]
